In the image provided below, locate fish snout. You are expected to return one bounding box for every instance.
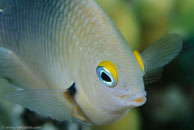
[120,91,147,108]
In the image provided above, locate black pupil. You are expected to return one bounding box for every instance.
[101,72,112,82]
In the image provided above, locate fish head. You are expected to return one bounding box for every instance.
[74,38,146,125]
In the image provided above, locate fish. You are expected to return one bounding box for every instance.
[0,0,182,125]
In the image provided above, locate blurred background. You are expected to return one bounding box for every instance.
[0,0,193,130]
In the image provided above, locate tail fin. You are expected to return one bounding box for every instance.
[141,33,183,83]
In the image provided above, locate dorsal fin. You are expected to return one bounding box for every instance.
[141,33,183,83]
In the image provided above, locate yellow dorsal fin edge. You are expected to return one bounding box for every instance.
[133,50,144,72]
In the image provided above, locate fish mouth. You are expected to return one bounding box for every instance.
[119,90,147,108]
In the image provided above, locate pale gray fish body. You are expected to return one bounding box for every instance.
[0,0,182,125]
[0,0,77,89]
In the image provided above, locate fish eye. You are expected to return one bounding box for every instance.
[96,61,118,87]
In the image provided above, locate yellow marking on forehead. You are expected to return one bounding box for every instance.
[133,50,144,72]
[98,61,118,82]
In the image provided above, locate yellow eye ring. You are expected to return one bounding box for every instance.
[96,61,118,87]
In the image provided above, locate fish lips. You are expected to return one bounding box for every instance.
[118,90,147,108]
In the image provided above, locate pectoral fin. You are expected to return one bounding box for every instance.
[4,88,90,123]
[5,89,73,121]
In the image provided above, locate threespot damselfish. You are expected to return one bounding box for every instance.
[0,0,182,125]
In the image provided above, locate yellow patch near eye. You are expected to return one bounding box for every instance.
[98,61,118,82]
[133,50,144,72]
